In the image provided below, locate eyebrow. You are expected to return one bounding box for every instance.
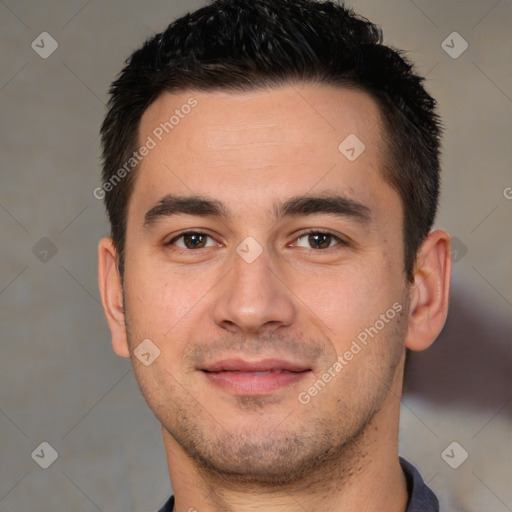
[143,192,372,228]
[143,195,230,227]
[274,194,371,224]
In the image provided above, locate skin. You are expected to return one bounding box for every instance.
[98,84,452,512]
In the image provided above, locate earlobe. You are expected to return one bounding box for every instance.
[405,230,452,352]
[97,237,130,358]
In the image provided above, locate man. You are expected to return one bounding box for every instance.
[97,0,452,510]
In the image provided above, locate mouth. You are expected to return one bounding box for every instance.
[200,358,312,395]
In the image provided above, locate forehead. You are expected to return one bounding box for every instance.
[131,84,397,222]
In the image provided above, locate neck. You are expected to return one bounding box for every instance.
[163,393,408,512]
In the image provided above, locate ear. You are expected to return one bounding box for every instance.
[98,237,130,357]
[405,229,452,351]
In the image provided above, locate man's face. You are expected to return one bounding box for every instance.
[121,85,410,484]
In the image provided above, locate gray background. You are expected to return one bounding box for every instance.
[1,0,511,511]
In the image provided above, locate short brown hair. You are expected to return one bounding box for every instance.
[100,0,442,281]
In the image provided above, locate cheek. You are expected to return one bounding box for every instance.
[124,245,195,327]
[292,261,400,342]
[122,256,219,370]
[125,276,202,340]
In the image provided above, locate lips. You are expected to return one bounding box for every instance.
[203,358,310,373]
[201,358,311,395]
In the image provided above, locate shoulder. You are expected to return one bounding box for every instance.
[156,495,174,512]
[400,457,439,512]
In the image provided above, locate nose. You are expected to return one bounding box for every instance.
[212,247,296,335]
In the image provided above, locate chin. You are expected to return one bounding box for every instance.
[174,419,366,488]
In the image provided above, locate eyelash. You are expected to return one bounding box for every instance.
[295,229,347,248]
[165,229,347,252]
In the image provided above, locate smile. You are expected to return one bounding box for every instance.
[201,359,312,395]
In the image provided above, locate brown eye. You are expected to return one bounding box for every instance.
[295,232,341,250]
[168,232,216,249]
[183,233,207,249]
[308,233,332,249]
